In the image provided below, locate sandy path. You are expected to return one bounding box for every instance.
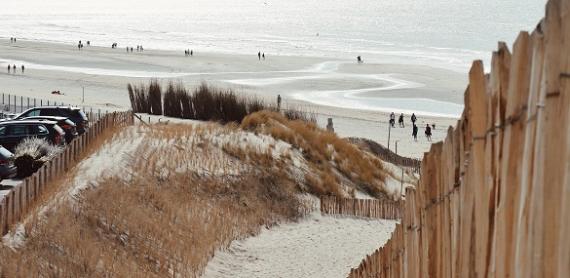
[202,213,396,278]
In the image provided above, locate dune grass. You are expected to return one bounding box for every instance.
[242,111,390,198]
[128,81,316,124]
[0,124,310,277]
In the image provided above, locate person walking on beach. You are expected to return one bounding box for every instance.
[412,124,418,142]
[7,65,10,73]
[411,113,417,125]
[258,51,261,60]
[398,113,404,128]
[389,112,396,128]
[357,56,363,64]
[190,50,193,56]
[277,94,282,110]
[262,53,265,60]
[425,124,432,141]
[21,65,24,74]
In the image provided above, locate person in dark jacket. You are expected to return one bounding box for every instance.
[425,124,432,141]
[411,113,417,124]
[398,113,405,128]
[412,124,418,141]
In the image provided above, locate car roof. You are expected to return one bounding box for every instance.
[25,106,81,111]
[0,120,59,125]
[20,116,68,121]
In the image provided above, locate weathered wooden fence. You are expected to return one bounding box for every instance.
[320,197,402,220]
[349,1,570,277]
[0,111,134,235]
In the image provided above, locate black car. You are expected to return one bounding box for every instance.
[14,107,89,134]
[0,120,66,151]
[19,116,78,143]
[0,146,17,179]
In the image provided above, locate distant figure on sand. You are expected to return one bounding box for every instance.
[389,112,396,128]
[411,113,417,125]
[258,51,261,60]
[277,94,282,109]
[262,53,265,60]
[326,118,335,133]
[425,124,432,141]
[7,65,10,73]
[21,65,24,74]
[398,113,404,128]
[357,56,363,64]
[12,65,16,72]
[190,50,193,56]
[412,124,418,141]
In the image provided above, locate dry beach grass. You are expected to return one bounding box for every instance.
[0,110,403,277]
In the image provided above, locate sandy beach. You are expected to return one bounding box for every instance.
[0,39,463,158]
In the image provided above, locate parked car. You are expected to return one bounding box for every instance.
[12,106,89,134]
[0,146,17,179]
[0,120,66,151]
[19,116,78,143]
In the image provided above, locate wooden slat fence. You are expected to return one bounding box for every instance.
[320,197,402,220]
[348,1,570,277]
[0,111,134,236]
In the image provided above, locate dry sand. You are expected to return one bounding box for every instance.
[0,39,464,157]
[202,212,397,278]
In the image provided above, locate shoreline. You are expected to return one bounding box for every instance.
[0,38,464,158]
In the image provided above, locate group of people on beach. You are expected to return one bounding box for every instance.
[77,40,86,50]
[7,64,25,74]
[258,51,266,60]
[9,37,17,43]
[389,112,434,142]
[185,49,193,56]
[136,45,145,52]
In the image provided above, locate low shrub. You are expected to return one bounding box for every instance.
[14,138,64,178]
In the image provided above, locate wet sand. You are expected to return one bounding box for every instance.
[0,39,464,158]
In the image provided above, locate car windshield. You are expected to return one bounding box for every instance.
[52,125,65,135]
[0,147,12,159]
[64,119,76,126]
[77,110,88,121]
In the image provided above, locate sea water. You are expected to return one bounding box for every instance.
[0,0,545,116]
